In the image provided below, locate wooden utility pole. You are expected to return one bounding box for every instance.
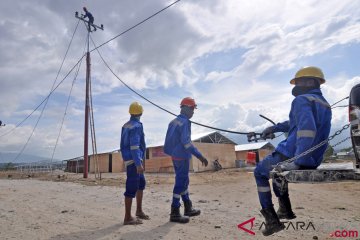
[75,9,103,178]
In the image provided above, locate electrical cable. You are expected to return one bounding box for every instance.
[90,0,181,53]
[90,36,259,135]
[0,46,86,138]
[91,35,356,136]
[50,38,87,165]
[330,96,349,107]
[11,19,82,162]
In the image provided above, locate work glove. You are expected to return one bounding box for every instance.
[261,126,275,139]
[198,156,208,167]
[277,161,300,172]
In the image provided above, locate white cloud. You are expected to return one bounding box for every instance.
[1,0,360,159]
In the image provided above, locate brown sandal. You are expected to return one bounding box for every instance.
[123,217,143,225]
[136,212,150,220]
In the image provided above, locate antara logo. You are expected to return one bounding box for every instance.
[237,217,256,235]
[238,217,316,236]
[329,229,358,238]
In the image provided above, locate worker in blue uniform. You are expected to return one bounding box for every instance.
[254,66,332,236]
[83,7,96,31]
[164,97,209,223]
[120,102,149,225]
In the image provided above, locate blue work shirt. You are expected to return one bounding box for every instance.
[164,114,203,160]
[273,89,332,168]
[120,116,146,167]
[84,11,94,22]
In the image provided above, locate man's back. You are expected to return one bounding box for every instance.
[120,118,145,162]
[276,89,332,167]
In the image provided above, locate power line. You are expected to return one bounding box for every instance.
[0,39,86,139]
[90,0,181,53]
[90,36,257,135]
[50,39,87,164]
[330,96,349,107]
[0,1,181,140]
[91,35,355,136]
[11,19,82,162]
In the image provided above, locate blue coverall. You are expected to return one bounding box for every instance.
[120,116,146,198]
[84,11,94,24]
[254,89,332,209]
[164,114,204,208]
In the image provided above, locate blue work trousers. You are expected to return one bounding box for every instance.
[124,164,146,198]
[171,158,191,208]
[254,151,289,209]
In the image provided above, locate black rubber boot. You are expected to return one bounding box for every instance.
[184,200,201,217]
[260,207,285,236]
[170,207,189,223]
[277,196,296,220]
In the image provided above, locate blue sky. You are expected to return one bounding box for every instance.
[0,0,360,161]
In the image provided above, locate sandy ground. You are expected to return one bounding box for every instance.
[0,168,359,240]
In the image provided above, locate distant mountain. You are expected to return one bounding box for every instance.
[0,152,60,164]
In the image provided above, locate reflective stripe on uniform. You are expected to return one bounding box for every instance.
[171,119,183,127]
[297,130,316,138]
[124,160,135,167]
[257,186,271,192]
[184,143,192,149]
[305,96,331,108]
[123,123,133,129]
[181,189,188,195]
[124,159,143,167]
[173,193,181,199]
[130,145,139,150]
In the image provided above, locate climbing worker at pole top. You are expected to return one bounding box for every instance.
[164,97,209,224]
[120,102,150,225]
[254,66,332,236]
[82,7,96,31]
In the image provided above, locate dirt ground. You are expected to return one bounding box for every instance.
[0,168,359,240]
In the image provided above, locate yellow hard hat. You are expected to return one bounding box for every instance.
[129,102,143,115]
[290,66,325,85]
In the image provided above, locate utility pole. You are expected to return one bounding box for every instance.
[75,9,103,178]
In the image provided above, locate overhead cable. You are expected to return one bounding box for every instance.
[50,39,87,164]
[90,36,256,135]
[0,41,86,138]
[11,19,82,162]
[90,0,181,53]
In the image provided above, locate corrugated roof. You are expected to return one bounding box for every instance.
[191,131,217,141]
[192,131,237,144]
[235,142,273,151]
[147,131,237,147]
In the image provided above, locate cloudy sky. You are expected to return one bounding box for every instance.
[1,0,360,162]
